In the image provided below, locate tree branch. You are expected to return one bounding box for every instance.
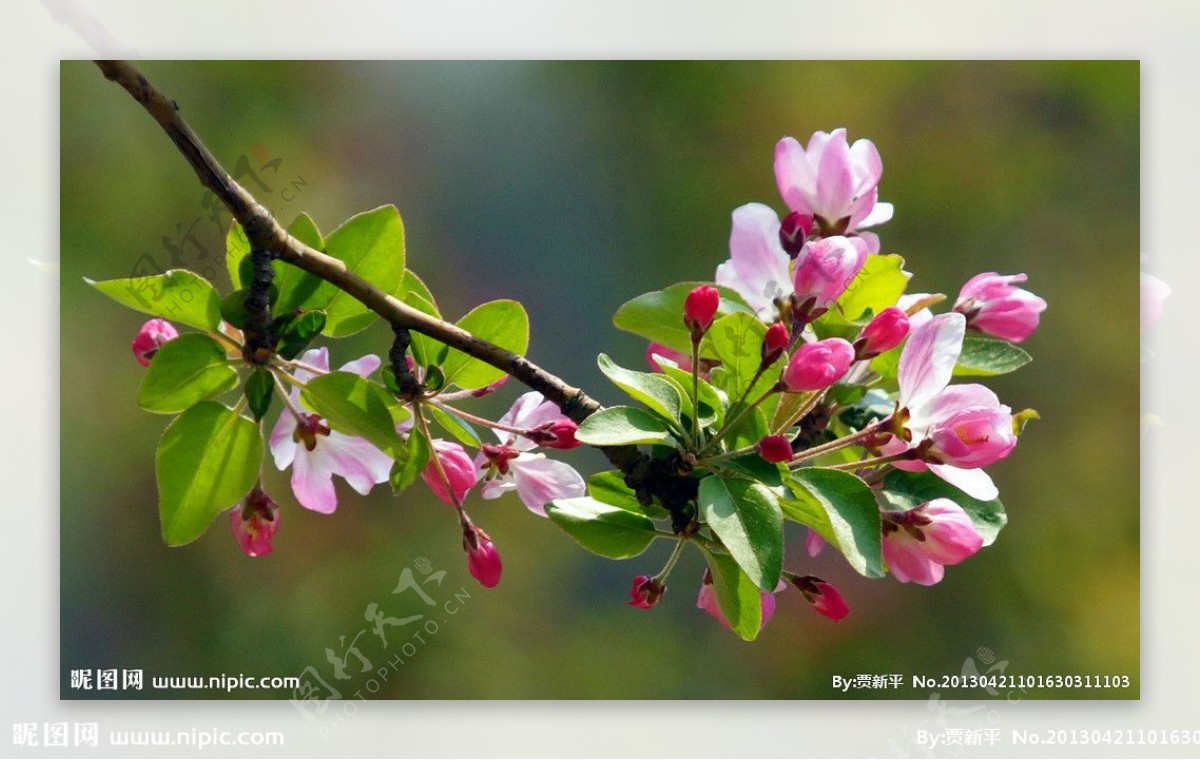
[94,60,651,478]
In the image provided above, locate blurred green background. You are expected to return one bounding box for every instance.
[60,61,1138,699]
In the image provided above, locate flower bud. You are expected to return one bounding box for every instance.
[131,318,179,367]
[791,575,850,621]
[526,418,580,450]
[698,569,783,632]
[684,285,721,339]
[792,236,868,315]
[229,486,279,558]
[882,498,983,585]
[463,524,502,588]
[778,211,814,257]
[470,375,509,398]
[628,575,666,609]
[953,272,1047,343]
[857,306,909,358]
[421,440,478,507]
[760,322,789,368]
[780,338,855,392]
[757,435,793,464]
[927,405,1016,469]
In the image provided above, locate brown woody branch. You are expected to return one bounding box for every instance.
[93,60,652,479]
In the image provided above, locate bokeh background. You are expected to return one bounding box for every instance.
[60,61,1138,699]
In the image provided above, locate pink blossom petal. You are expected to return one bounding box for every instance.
[816,129,854,219]
[293,347,330,384]
[317,431,394,495]
[925,384,1002,423]
[339,354,381,378]
[774,136,817,215]
[927,463,999,501]
[499,391,564,449]
[269,412,298,470]
[716,203,793,319]
[805,529,827,557]
[919,498,985,565]
[857,200,894,229]
[290,447,339,514]
[510,454,586,517]
[883,534,944,586]
[898,313,966,412]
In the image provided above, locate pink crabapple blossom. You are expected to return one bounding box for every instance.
[629,575,666,609]
[781,338,856,392]
[229,486,279,558]
[881,498,984,586]
[269,348,393,514]
[697,570,786,632]
[715,203,794,320]
[885,313,1016,501]
[476,391,586,516]
[791,235,869,316]
[131,317,179,367]
[953,272,1047,343]
[774,129,893,251]
[421,439,478,507]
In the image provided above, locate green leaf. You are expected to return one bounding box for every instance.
[697,475,783,591]
[274,310,327,360]
[701,312,778,403]
[880,470,1007,546]
[868,345,901,380]
[88,270,222,332]
[834,253,911,323]
[587,470,669,520]
[597,354,683,429]
[229,215,328,318]
[137,334,238,414]
[156,402,262,546]
[574,406,677,447]
[782,468,884,578]
[545,496,658,559]
[613,282,752,354]
[227,221,252,289]
[390,429,431,494]
[657,361,725,431]
[427,405,482,448]
[244,368,275,422]
[711,454,784,488]
[954,336,1033,377]
[300,372,405,457]
[317,206,407,337]
[700,550,763,642]
[440,300,530,390]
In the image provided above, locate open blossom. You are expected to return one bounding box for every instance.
[781,338,855,392]
[715,203,794,320]
[889,314,1014,500]
[791,235,868,314]
[421,439,478,507]
[131,318,179,367]
[269,348,392,514]
[697,570,784,632]
[229,486,279,558]
[954,272,1047,343]
[882,498,983,585]
[477,392,585,516]
[774,129,893,249]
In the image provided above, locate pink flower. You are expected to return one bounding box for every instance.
[715,203,794,320]
[882,498,983,585]
[684,284,721,338]
[421,439,478,507]
[790,575,850,621]
[761,322,790,368]
[697,569,784,631]
[774,129,893,242]
[229,486,279,558]
[131,318,179,367]
[857,306,910,357]
[477,392,586,516]
[645,342,694,373]
[629,575,666,609]
[269,348,393,514]
[1141,265,1170,333]
[758,435,793,464]
[891,313,1013,500]
[791,236,869,315]
[463,524,502,588]
[805,529,826,557]
[781,338,855,392]
[954,272,1047,343]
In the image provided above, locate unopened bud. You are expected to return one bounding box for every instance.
[757,435,793,464]
[463,524,503,588]
[684,285,721,340]
[760,322,789,368]
[779,211,814,257]
[526,418,580,450]
[856,306,909,358]
[628,575,666,609]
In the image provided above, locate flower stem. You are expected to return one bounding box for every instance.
[413,401,471,526]
[788,417,889,467]
[695,443,760,468]
[689,337,702,445]
[269,368,306,424]
[654,538,688,583]
[826,450,915,471]
[698,383,780,457]
[771,388,828,437]
[434,400,525,438]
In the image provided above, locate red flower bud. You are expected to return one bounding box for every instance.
[857,306,909,358]
[757,435,793,464]
[526,418,580,450]
[131,318,179,367]
[791,575,850,621]
[760,322,790,368]
[684,285,720,339]
[779,211,814,257]
[463,525,503,588]
[628,575,666,609]
[781,338,855,392]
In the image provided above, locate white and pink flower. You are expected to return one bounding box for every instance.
[269,348,393,514]
[882,498,983,585]
[954,272,1047,343]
